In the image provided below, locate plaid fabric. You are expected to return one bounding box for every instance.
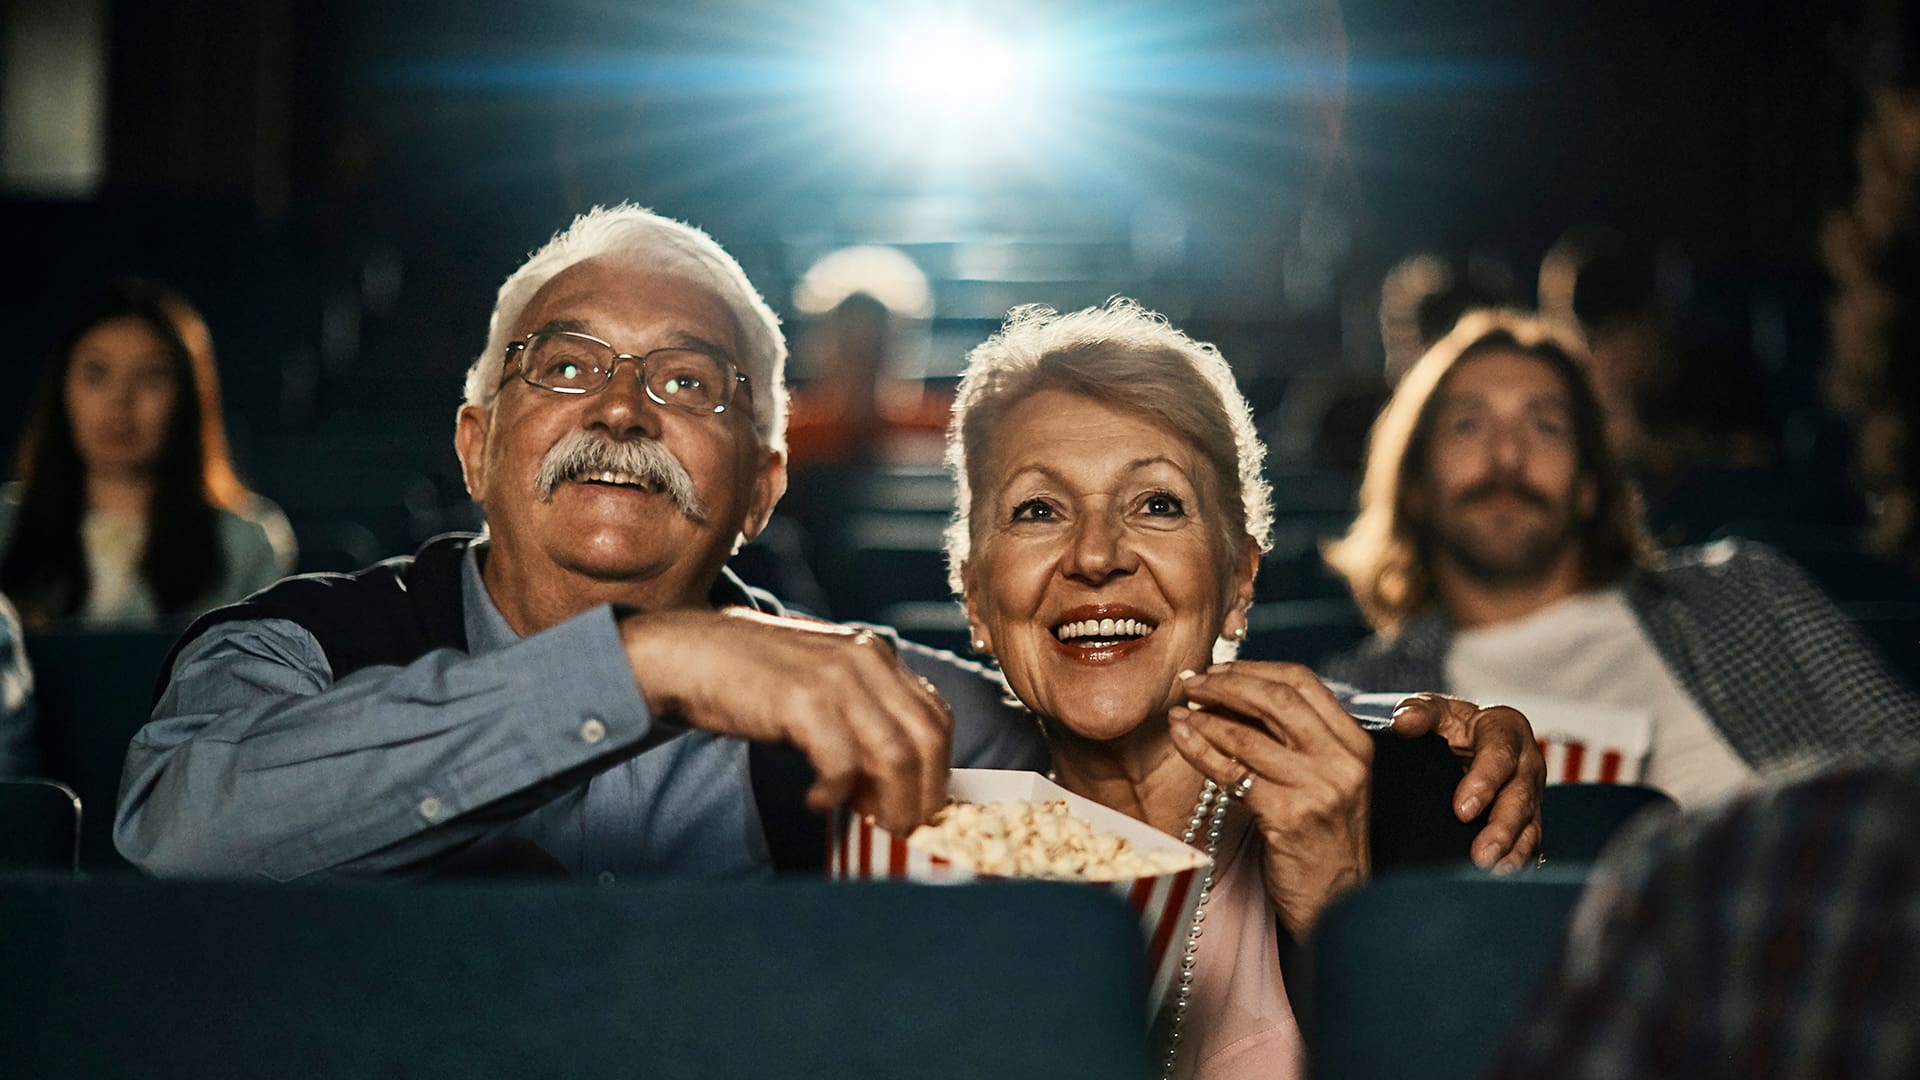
[1323,540,1920,773]
[1488,758,1920,1080]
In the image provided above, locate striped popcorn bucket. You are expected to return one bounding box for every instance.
[1537,737,1640,784]
[1435,691,1650,786]
[830,768,1211,1018]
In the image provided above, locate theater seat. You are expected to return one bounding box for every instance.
[24,627,185,874]
[1305,868,1587,1080]
[1241,598,1372,668]
[0,878,1150,1080]
[1542,783,1676,862]
[0,778,81,875]
[1841,601,1920,693]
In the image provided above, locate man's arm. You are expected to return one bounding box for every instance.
[880,631,1047,772]
[117,606,671,881]
[1741,545,1920,739]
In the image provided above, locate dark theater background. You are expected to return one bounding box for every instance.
[0,0,1871,533]
[4,3,1919,1077]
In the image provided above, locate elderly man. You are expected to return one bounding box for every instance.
[117,206,1541,881]
[1324,309,1920,809]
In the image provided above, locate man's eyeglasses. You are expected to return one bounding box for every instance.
[504,330,749,415]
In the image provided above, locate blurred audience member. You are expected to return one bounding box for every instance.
[785,245,950,472]
[0,591,36,776]
[1825,88,1920,574]
[1322,311,1919,809]
[1380,251,1517,384]
[1489,755,1920,1079]
[1539,226,1792,543]
[0,280,295,629]
[1265,251,1514,475]
[788,291,892,467]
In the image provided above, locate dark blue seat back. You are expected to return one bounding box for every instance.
[24,628,185,874]
[0,878,1150,1080]
[1841,601,1920,692]
[1306,868,1587,1080]
[0,778,81,875]
[1541,783,1677,862]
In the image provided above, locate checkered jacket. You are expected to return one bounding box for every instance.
[1323,539,1920,773]
[1488,756,1920,1079]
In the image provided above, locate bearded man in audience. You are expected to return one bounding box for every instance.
[1324,309,1920,809]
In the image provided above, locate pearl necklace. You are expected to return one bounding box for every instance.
[1163,778,1231,1080]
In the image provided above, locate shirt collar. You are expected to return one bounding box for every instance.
[460,539,519,654]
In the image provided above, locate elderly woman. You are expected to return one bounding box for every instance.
[946,300,1498,1080]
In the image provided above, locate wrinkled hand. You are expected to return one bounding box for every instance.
[1388,693,1544,874]
[1167,661,1371,939]
[621,607,952,835]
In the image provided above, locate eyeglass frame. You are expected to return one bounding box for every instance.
[501,329,751,415]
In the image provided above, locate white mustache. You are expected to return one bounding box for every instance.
[533,431,708,522]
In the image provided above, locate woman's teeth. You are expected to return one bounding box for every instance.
[1054,617,1154,642]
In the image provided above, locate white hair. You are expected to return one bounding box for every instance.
[463,204,788,452]
[943,298,1274,596]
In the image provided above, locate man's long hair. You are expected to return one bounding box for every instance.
[1323,309,1653,635]
[0,280,227,623]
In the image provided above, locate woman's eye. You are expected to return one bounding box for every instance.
[1010,499,1054,522]
[1534,417,1569,439]
[1143,493,1185,516]
[1446,414,1481,437]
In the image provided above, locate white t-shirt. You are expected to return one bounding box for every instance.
[1446,587,1757,809]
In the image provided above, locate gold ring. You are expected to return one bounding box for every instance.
[1230,771,1256,800]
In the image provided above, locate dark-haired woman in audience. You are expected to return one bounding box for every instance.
[0,280,294,629]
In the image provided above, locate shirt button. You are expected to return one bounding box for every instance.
[580,717,607,744]
[598,871,616,885]
[418,796,442,819]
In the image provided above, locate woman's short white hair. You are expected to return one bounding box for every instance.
[944,298,1274,596]
[462,203,788,452]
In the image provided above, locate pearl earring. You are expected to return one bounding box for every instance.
[1230,626,1247,641]
[972,638,988,652]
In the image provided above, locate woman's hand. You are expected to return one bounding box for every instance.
[1167,661,1372,939]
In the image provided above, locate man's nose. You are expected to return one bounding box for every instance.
[1062,509,1138,584]
[585,360,663,438]
[1489,418,1528,470]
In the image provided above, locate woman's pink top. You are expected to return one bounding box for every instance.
[1168,804,1307,1080]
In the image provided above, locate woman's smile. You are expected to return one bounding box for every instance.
[1047,603,1160,661]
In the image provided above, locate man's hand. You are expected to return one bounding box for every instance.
[620,607,952,836]
[1389,693,1544,873]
